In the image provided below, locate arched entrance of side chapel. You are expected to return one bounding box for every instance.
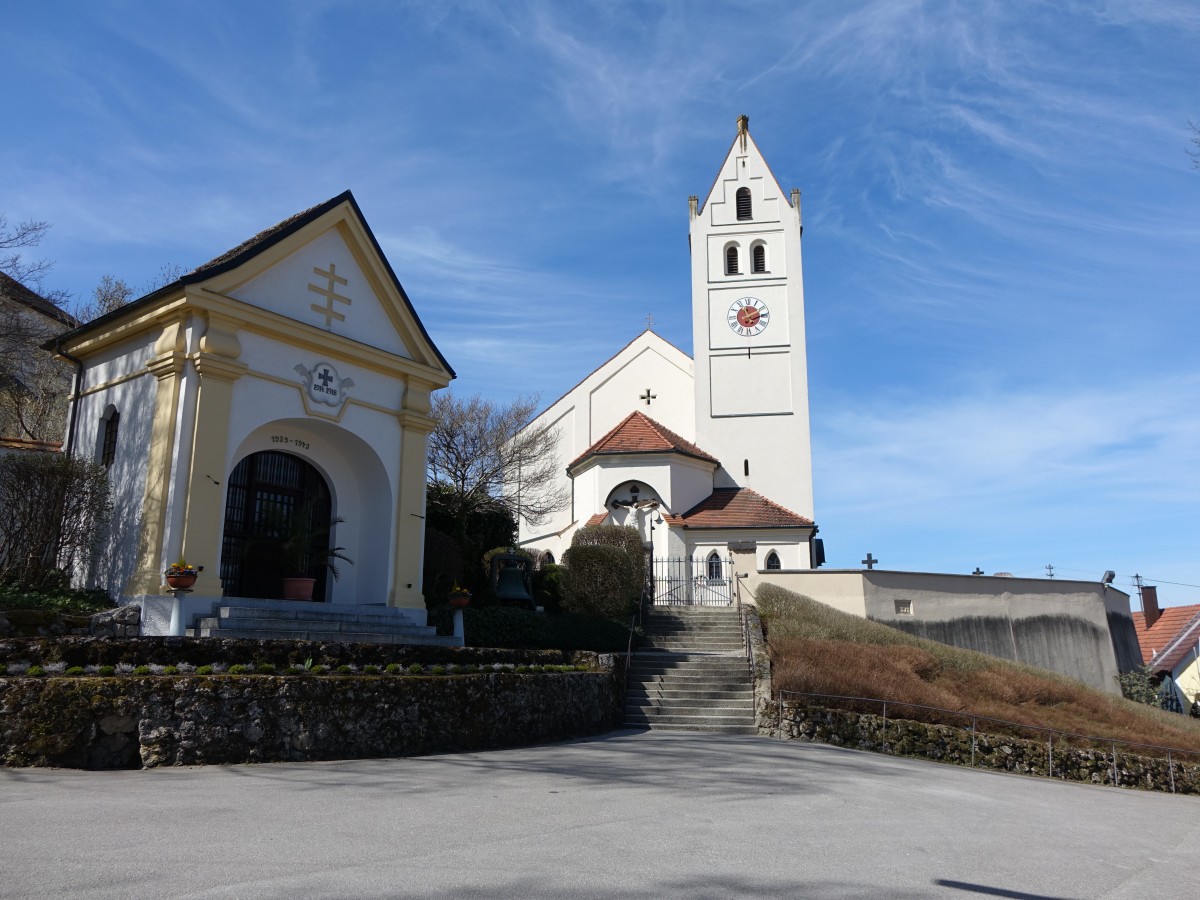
[219,450,333,600]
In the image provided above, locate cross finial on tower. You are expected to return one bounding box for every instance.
[645,313,654,330]
[736,114,749,151]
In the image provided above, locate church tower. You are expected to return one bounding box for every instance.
[689,115,814,521]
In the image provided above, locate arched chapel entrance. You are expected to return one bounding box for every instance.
[220,450,333,600]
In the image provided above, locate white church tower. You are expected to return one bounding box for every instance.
[689,115,814,522]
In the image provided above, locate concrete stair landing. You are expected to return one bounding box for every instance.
[189,600,461,647]
[624,606,755,734]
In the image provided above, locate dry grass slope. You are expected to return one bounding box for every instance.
[757,583,1200,754]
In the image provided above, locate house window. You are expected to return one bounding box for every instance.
[725,245,740,275]
[736,187,752,220]
[752,243,767,273]
[100,410,120,469]
[707,551,723,580]
[766,551,781,570]
[895,599,913,615]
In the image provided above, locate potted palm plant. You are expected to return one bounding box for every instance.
[251,503,354,601]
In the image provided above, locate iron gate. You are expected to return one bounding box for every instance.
[648,556,735,606]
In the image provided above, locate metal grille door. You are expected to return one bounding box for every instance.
[650,557,735,606]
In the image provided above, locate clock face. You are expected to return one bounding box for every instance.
[727,297,769,336]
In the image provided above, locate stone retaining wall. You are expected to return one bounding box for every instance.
[1,668,623,769]
[765,700,1200,795]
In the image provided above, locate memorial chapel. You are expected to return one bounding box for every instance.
[53,192,453,631]
[516,116,822,573]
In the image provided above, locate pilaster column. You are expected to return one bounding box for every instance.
[177,319,247,598]
[388,380,436,609]
[123,320,187,596]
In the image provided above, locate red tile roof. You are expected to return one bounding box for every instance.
[567,411,718,472]
[1132,602,1200,672]
[666,487,813,529]
[584,512,608,527]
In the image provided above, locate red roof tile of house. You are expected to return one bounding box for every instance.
[1133,602,1200,672]
[665,487,813,529]
[567,411,718,472]
[584,512,608,527]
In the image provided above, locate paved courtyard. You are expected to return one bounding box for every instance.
[2,730,1197,899]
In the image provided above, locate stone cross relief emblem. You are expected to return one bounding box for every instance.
[295,361,356,410]
[308,263,351,328]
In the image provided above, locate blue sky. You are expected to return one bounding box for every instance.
[5,1,1199,606]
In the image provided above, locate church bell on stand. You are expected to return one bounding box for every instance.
[490,551,534,609]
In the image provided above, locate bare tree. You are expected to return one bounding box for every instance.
[1190,120,1200,169]
[427,392,568,542]
[0,214,54,290]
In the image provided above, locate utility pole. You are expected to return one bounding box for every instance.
[1133,573,1144,611]
[1045,564,1055,579]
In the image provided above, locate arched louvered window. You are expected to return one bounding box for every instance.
[766,551,781,571]
[707,551,723,580]
[736,187,752,220]
[100,409,120,469]
[725,245,740,275]
[752,243,767,273]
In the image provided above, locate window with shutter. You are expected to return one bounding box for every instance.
[736,187,752,220]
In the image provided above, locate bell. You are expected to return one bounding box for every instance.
[491,551,534,608]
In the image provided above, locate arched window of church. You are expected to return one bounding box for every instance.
[542,551,555,567]
[752,242,767,273]
[725,244,740,275]
[707,551,723,580]
[736,187,752,220]
[99,408,120,469]
[766,551,781,570]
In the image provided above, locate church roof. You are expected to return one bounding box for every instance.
[667,487,814,529]
[1133,602,1200,672]
[0,271,77,328]
[567,411,718,473]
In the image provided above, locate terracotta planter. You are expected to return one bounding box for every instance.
[165,573,197,591]
[448,592,471,609]
[282,577,317,601]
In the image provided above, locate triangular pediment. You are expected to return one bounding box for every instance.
[697,119,791,224]
[191,192,453,377]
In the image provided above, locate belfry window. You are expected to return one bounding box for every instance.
[99,409,120,469]
[766,551,781,570]
[725,245,740,275]
[736,187,752,220]
[752,243,766,273]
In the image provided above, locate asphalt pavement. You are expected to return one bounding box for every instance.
[2,730,1197,899]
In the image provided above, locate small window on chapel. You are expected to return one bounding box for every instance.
[752,243,767,273]
[725,245,740,275]
[100,410,120,469]
[736,187,752,220]
[766,551,781,570]
[707,551,723,580]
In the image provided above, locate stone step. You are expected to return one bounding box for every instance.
[626,698,752,712]
[218,606,423,625]
[202,615,437,636]
[629,660,749,672]
[194,625,459,646]
[628,686,753,699]
[622,721,759,735]
[623,710,755,727]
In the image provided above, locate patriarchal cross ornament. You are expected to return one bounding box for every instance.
[308,263,351,328]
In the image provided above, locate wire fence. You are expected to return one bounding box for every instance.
[776,690,1200,794]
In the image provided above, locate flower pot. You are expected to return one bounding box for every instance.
[448,592,471,609]
[165,573,197,591]
[282,577,317,601]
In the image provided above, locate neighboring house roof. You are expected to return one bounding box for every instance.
[666,487,814,529]
[584,513,608,527]
[1133,603,1200,672]
[567,411,718,472]
[47,190,455,378]
[0,271,78,328]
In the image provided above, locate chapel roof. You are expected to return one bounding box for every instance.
[47,191,455,377]
[0,271,78,328]
[567,411,718,472]
[665,487,814,529]
[1132,602,1200,673]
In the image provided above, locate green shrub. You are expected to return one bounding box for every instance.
[460,664,477,674]
[64,666,85,676]
[515,665,529,674]
[227,664,250,675]
[0,663,7,676]
[430,665,446,676]
[310,664,327,675]
[561,543,642,620]
[363,665,380,675]
[26,665,45,677]
[286,666,303,675]
[533,563,567,613]
[132,665,151,676]
[194,665,214,676]
[0,583,113,615]
[336,664,353,675]
[255,663,277,675]
[162,665,179,676]
[98,665,116,676]
[385,663,402,675]
[407,663,424,675]
[426,604,635,651]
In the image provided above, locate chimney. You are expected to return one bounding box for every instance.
[1142,585,1161,629]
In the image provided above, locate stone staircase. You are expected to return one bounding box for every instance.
[624,606,756,734]
[188,600,461,646]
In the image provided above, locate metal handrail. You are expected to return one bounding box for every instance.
[776,689,1200,793]
[623,613,637,693]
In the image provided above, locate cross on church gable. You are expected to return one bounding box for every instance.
[308,263,351,328]
[640,388,656,406]
[861,553,878,570]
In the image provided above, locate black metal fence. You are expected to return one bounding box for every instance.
[649,556,735,606]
